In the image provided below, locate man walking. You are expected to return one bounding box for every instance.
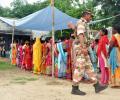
[71,11,108,95]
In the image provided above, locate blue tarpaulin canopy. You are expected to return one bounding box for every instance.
[16,6,78,31]
[0,17,18,26]
[1,6,119,31]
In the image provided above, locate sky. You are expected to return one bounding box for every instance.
[0,0,40,7]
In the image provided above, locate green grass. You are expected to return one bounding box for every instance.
[0,61,15,70]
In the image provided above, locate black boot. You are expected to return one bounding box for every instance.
[93,82,108,93]
[71,85,86,95]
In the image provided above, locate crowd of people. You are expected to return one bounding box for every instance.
[9,10,120,96]
[69,10,120,95]
[10,25,120,87]
[10,35,74,79]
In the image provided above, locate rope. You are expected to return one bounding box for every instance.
[89,13,120,25]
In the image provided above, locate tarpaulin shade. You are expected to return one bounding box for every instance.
[15,6,78,31]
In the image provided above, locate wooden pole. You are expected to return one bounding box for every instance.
[51,0,55,78]
[12,21,15,44]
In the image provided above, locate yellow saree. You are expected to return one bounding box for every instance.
[33,38,42,74]
[110,33,120,87]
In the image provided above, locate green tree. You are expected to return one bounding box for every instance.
[0,6,12,17]
[10,0,49,18]
[93,0,120,27]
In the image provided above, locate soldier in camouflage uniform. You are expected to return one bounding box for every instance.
[71,11,108,95]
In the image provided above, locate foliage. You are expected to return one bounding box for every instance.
[10,0,49,18]
[93,0,120,27]
[0,6,12,17]
[0,0,95,19]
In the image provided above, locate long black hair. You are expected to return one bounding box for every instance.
[101,28,108,35]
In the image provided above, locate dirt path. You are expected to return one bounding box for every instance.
[0,67,120,100]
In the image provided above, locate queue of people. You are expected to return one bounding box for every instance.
[10,36,73,80]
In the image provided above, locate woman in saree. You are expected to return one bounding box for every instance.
[40,39,47,75]
[33,38,42,74]
[24,41,33,70]
[45,37,52,76]
[17,41,23,67]
[97,28,109,85]
[109,24,120,88]
[54,41,59,77]
[21,42,27,69]
[65,36,73,80]
[57,37,67,78]
[89,39,99,73]
[11,43,17,65]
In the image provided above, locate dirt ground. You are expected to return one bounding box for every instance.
[0,67,120,100]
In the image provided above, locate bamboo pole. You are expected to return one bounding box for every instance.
[12,21,15,44]
[51,0,55,78]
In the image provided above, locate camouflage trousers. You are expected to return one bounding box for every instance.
[73,55,97,84]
